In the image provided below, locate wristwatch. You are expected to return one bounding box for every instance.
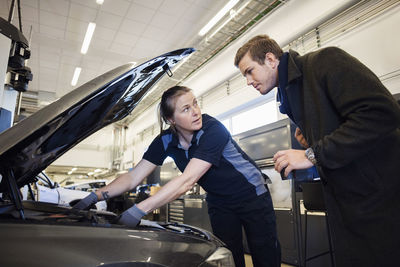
[305,147,317,165]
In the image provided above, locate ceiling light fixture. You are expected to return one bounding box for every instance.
[208,0,251,40]
[67,167,77,175]
[71,67,81,86]
[81,22,96,54]
[96,0,104,5]
[198,0,239,36]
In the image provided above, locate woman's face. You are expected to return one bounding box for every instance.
[170,91,202,134]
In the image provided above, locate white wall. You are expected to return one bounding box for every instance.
[323,5,400,94]
[125,104,159,164]
[53,146,111,168]
[53,124,114,168]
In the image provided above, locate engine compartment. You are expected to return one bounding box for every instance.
[0,199,217,243]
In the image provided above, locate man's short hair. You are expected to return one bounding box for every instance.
[234,35,283,67]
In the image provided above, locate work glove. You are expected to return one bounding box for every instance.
[72,192,98,210]
[118,204,146,227]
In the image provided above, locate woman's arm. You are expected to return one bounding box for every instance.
[95,159,157,200]
[137,158,212,213]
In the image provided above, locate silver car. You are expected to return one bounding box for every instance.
[22,172,108,211]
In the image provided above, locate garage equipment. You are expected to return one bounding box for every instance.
[302,181,335,267]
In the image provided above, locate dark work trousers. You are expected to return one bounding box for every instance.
[207,192,281,267]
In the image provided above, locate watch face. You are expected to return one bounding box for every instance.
[305,148,317,165]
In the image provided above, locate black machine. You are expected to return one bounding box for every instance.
[1,0,33,92]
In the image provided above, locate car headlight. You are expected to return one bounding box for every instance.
[199,247,235,267]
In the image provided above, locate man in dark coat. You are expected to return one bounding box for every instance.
[234,34,400,266]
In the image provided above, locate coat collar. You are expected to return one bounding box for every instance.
[284,49,305,132]
[287,49,302,82]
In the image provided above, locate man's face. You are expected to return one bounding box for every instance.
[238,51,279,95]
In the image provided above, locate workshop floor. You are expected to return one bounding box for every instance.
[244,254,294,267]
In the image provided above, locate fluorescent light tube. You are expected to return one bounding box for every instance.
[198,0,239,36]
[96,0,104,4]
[81,22,96,54]
[71,67,81,86]
[208,0,251,39]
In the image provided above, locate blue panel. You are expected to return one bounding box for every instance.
[0,108,11,133]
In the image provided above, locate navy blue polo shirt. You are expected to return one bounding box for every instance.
[143,114,267,205]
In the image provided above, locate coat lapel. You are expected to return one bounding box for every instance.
[286,50,305,133]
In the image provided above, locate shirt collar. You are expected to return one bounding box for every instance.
[169,129,200,149]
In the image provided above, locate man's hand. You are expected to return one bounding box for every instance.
[273,149,313,177]
[295,127,309,148]
[118,204,146,228]
[72,192,98,210]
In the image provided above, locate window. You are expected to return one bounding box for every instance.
[231,101,278,135]
[220,119,230,131]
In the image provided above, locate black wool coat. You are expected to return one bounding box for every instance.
[284,47,400,266]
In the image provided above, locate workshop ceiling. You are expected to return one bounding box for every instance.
[0,0,227,114]
[1,0,280,120]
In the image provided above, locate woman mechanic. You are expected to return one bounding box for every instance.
[74,85,281,267]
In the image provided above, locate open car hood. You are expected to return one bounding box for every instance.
[0,48,194,192]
